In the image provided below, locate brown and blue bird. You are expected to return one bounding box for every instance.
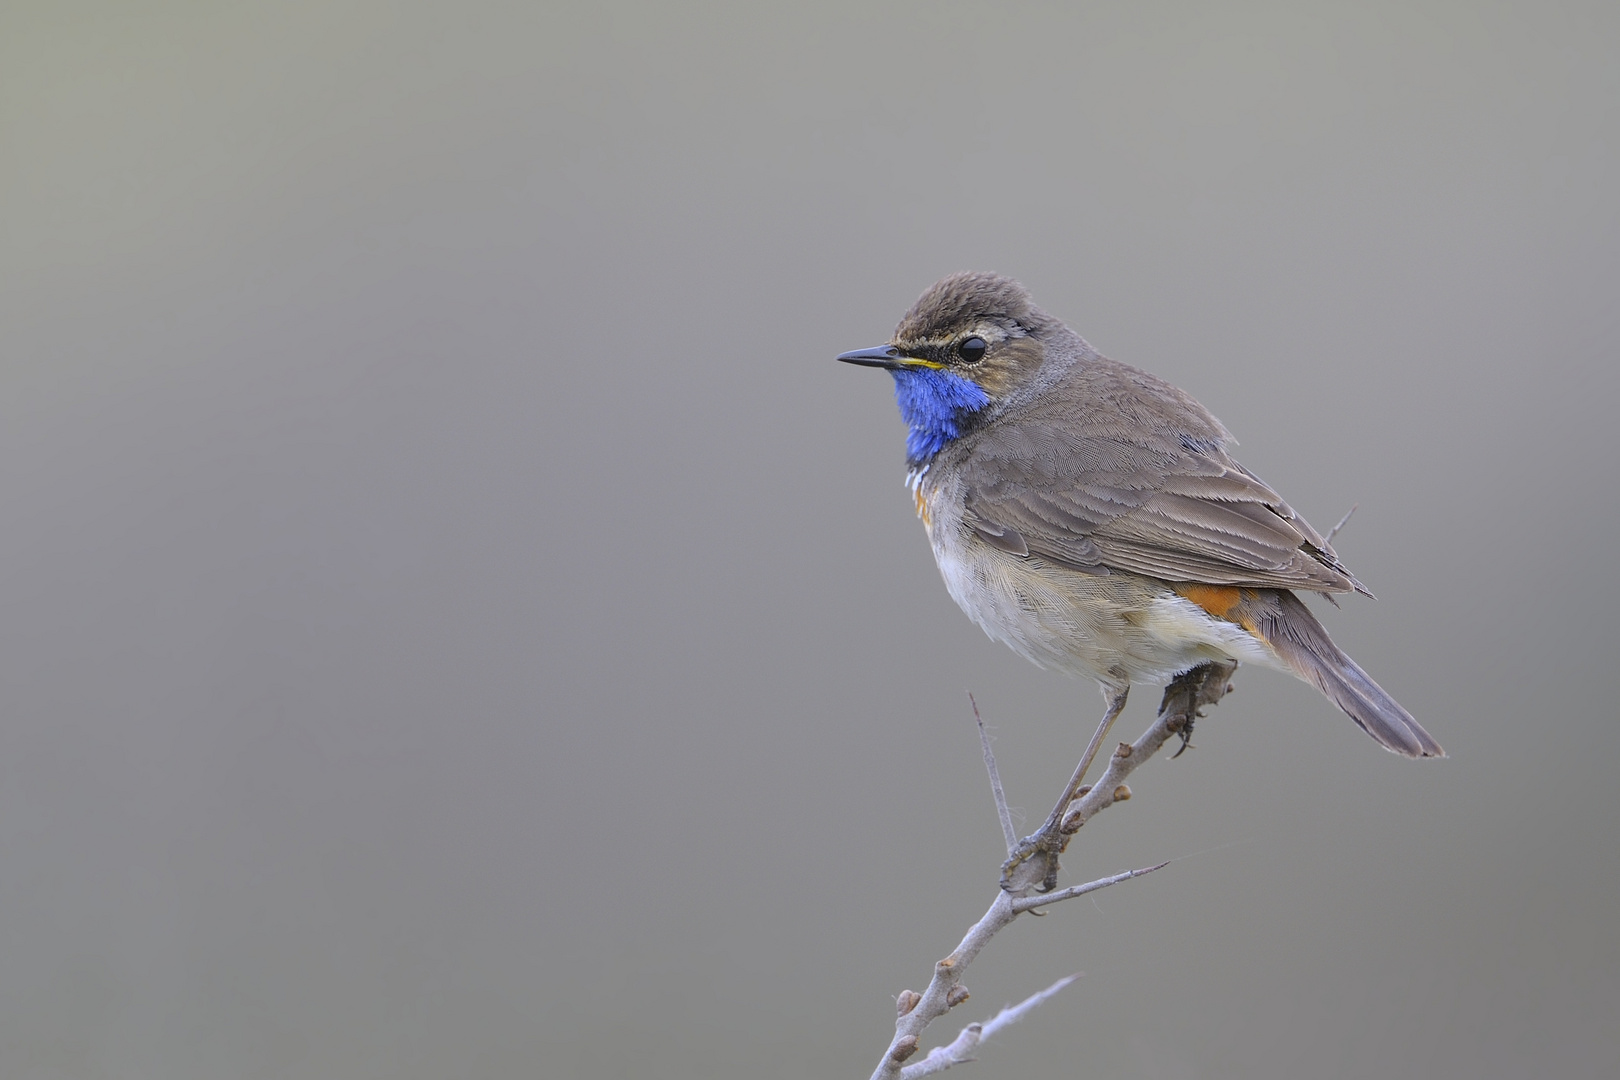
[838,272,1442,759]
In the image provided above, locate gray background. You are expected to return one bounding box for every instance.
[3,2,1617,1077]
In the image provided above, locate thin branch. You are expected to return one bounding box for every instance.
[971,694,1017,855]
[1326,503,1358,542]
[898,975,1081,1079]
[871,881,1128,1080]
[869,895,1014,1080]
[870,663,1239,1080]
[975,974,1079,1042]
[1009,862,1168,914]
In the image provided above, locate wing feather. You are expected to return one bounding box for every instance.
[957,366,1364,593]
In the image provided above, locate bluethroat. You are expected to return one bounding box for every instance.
[838,272,1442,761]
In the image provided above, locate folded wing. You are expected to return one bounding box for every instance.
[959,376,1364,594]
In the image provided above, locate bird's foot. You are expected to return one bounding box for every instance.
[1170,723,1195,758]
[1001,824,1069,894]
[1160,661,1239,757]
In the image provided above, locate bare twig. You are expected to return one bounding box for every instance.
[868,872,1147,1080]
[970,694,1017,855]
[971,974,1078,1044]
[868,662,1239,1080]
[1327,503,1358,542]
[1009,862,1168,915]
[898,975,1080,1078]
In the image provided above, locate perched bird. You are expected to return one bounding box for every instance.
[838,272,1441,758]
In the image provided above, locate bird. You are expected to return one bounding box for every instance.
[837,271,1442,760]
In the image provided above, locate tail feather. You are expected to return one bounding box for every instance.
[1243,590,1443,758]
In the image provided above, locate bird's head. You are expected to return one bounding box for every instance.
[838,272,1063,467]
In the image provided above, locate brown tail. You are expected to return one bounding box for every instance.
[1239,590,1444,758]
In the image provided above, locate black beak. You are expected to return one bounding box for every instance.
[836,344,903,370]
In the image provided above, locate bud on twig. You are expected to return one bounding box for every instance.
[896,990,921,1016]
[890,1035,920,1062]
[1113,784,1132,802]
[946,985,970,1007]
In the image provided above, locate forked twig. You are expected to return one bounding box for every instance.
[868,662,1239,1079]
[897,975,1080,1078]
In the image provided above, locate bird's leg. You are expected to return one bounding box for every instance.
[1168,666,1199,758]
[1000,685,1130,893]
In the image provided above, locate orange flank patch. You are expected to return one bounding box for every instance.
[1174,584,1241,620]
[1173,584,1266,638]
[913,487,931,526]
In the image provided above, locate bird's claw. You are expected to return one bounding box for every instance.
[1001,826,1067,893]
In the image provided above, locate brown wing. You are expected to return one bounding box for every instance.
[957,360,1364,594]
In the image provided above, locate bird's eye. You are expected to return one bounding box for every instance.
[957,336,987,363]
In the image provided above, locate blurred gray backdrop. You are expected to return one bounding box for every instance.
[3,2,1617,1077]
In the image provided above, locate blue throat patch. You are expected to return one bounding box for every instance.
[892,368,991,465]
